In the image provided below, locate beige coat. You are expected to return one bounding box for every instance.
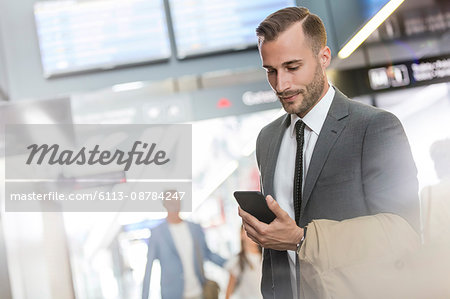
[420,178,450,244]
[298,213,450,299]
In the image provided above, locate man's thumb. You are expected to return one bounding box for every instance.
[266,195,284,218]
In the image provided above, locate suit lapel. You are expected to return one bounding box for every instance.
[301,90,350,217]
[264,114,290,196]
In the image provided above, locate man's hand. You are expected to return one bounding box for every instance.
[238,195,304,251]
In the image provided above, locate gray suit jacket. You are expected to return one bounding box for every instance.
[255,88,419,299]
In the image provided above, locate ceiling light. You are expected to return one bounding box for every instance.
[338,0,405,59]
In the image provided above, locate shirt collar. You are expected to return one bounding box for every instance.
[290,83,335,137]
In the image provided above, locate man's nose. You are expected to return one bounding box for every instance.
[276,72,290,93]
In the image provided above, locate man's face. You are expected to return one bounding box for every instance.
[163,192,181,213]
[259,22,329,117]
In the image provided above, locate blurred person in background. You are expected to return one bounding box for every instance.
[225,225,262,299]
[421,138,450,244]
[142,191,226,299]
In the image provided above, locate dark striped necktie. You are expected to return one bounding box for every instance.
[293,120,306,225]
[294,119,306,299]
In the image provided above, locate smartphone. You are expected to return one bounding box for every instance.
[233,191,276,224]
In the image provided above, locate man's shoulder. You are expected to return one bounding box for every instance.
[336,90,377,114]
[152,221,168,233]
[259,114,288,138]
[337,92,398,122]
[347,98,380,114]
[153,220,201,235]
[348,99,400,125]
[336,94,405,141]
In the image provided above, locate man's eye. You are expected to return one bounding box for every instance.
[287,67,299,71]
[266,69,276,74]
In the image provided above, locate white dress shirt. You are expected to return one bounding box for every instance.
[273,84,335,298]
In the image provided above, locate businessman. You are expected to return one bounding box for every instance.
[238,7,420,299]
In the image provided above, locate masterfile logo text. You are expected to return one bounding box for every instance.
[26,141,170,171]
[5,124,192,212]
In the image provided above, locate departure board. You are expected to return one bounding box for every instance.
[169,0,295,59]
[34,0,171,78]
[362,0,391,19]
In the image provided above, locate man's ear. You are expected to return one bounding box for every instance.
[319,46,331,69]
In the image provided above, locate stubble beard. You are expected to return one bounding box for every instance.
[279,63,325,116]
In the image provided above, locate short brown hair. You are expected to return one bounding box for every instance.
[256,7,327,55]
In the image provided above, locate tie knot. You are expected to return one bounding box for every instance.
[295,120,305,140]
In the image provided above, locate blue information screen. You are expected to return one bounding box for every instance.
[169,0,295,59]
[34,0,171,78]
[362,0,390,19]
